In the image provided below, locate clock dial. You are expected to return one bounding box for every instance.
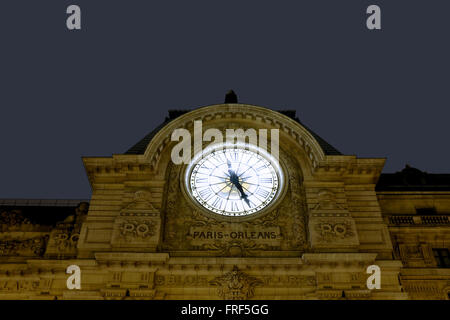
[188,147,282,216]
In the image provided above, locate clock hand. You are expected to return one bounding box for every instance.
[226,159,251,205]
[234,181,247,198]
[228,170,250,206]
[238,185,251,206]
[227,160,237,180]
[228,158,243,178]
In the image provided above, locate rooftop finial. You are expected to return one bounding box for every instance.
[224,90,238,103]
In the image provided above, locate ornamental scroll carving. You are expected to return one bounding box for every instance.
[209,266,263,300]
[0,236,49,257]
[161,155,308,255]
[196,240,276,257]
[278,155,308,249]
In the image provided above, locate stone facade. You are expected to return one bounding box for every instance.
[0,103,448,300]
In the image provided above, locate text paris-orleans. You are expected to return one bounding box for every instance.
[191,230,277,240]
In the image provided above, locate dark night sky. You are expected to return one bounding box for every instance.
[0,0,449,199]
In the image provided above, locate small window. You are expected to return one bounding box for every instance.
[433,248,450,268]
[416,207,437,215]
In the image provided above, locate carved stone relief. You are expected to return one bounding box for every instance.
[111,190,161,250]
[119,220,156,241]
[209,265,263,300]
[45,227,80,258]
[44,203,88,258]
[0,210,38,232]
[0,236,49,257]
[308,189,359,249]
[397,243,435,267]
[309,214,359,248]
[313,219,355,242]
[313,189,345,211]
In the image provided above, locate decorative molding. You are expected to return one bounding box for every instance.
[209,265,263,300]
[122,190,159,214]
[0,279,52,293]
[194,240,278,257]
[388,215,449,226]
[313,189,345,211]
[142,105,326,173]
[402,281,446,299]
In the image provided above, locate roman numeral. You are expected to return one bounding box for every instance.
[255,164,266,171]
[198,188,213,199]
[211,156,222,166]
[195,177,208,184]
[200,163,212,170]
[211,153,222,164]
[230,201,239,212]
[260,177,273,184]
[211,197,223,209]
[255,188,270,199]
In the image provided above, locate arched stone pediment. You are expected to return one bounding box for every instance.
[143,104,326,176]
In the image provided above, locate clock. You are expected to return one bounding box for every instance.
[185,144,284,217]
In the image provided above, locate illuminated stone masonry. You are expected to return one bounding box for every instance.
[0,102,449,300]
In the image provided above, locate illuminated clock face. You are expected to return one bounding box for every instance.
[187,146,282,216]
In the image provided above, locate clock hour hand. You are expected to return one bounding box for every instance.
[238,186,250,207]
[228,168,250,206]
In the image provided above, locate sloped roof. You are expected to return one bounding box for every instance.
[376,165,450,191]
[125,109,342,155]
